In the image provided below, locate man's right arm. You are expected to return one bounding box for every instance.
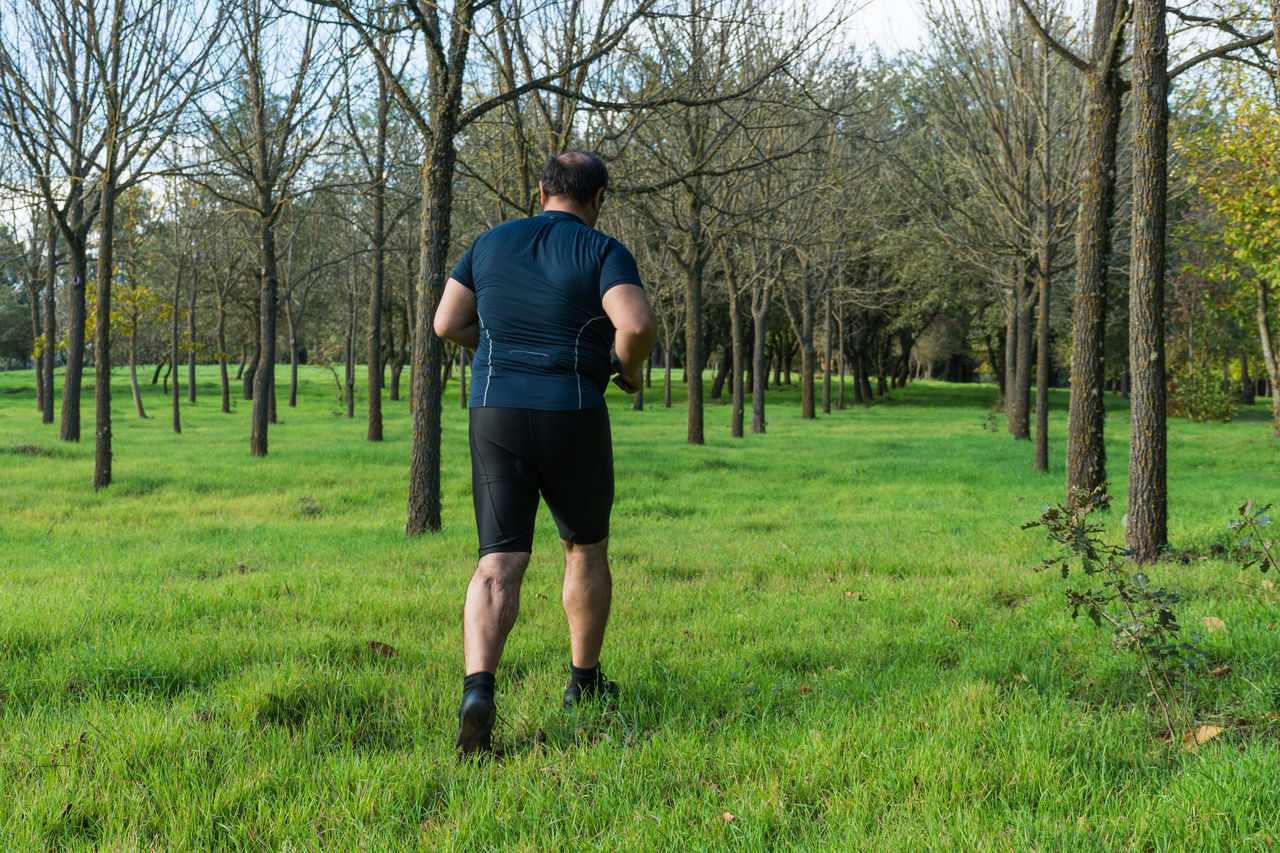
[601,284,657,394]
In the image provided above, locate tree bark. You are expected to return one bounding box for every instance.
[684,192,706,445]
[406,140,456,535]
[799,273,815,419]
[129,315,147,419]
[1126,0,1168,562]
[59,243,88,442]
[187,264,197,404]
[367,68,389,442]
[663,334,673,409]
[1257,280,1280,438]
[217,297,231,413]
[26,264,42,413]
[171,261,182,435]
[1034,233,1052,472]
[1241,353,1254,405]
[821,290,833,415]
[93,174,118,488]
[1067,0,1129,499]
[41,215,56,425]
[729,284,744,438]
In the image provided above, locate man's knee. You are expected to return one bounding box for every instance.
[474,551,530,589]
[562,538,608,561]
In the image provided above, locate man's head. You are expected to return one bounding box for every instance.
[540,151,608,225]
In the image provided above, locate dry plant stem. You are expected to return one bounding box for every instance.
[1089,594,1180,741]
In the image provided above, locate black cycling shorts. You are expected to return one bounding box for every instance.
[468,405,613,556]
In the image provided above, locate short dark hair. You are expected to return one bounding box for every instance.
[541,151,609,204]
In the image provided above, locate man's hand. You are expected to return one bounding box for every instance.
[613,368,642,394]
[610,355,641,394]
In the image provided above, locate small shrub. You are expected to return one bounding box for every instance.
[1168,373,1238,422]
[1024,485,1203,740]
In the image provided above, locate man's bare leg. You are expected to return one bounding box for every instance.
[463,551,531,675]
[561,539,611,668]
[457,551,531,754]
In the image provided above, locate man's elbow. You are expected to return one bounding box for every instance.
[434,314,464,343]
[618,311,657,341]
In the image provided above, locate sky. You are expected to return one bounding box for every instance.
[845,0,930,53]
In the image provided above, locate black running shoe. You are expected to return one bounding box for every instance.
[563,676,619,709]
[454,689,496,755]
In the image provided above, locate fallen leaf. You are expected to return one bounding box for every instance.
[1262,580,1275,591]
[1013,673,1028,682]
[1182,724,1225,751]
[826,577,835,584]
[367,641,397,658]
[1202,616,1226,632]
[720,812,736,823]
[949,618,960,628]
[1207,665,1231,677]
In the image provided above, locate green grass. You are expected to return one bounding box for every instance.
[2,365,1279,850]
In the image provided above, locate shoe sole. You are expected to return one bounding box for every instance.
[455,699,495,755]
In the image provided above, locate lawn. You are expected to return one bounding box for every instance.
[1,365,1278,850]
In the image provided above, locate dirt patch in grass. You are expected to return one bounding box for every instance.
[6,444,66,458]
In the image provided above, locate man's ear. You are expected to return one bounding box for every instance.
[539,181,547,206]
[594,186,606,209]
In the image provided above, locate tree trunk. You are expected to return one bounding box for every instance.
[663,334,673,409]
[1034,237,1052,472]
[751,310,769,434]
[41,216,56,425]
[822,290,833,415]
[217,299,231,413]
[710,344,730,400]
[187,266,197,404]
[406,133,456,535]
[1257,280,1280,438]
[684,194,706,446]
[287,298,299,409]
[129,318,147,419]
[729,286,744,438]
[250,201,279,454]
[171,261,182,435]
[1241,354,1255,405]
[345,282,356,419]
[243,333,259,401]
[27,269,42,413]
[1067,0,1128,499]
[1126,0,1169,563]
[391,307,407,401]
[93,177,118,488]
[59,239,88,442]
[367,70,388,442]
[800,277,815,419]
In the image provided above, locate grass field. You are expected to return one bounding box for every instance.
[2,365,1279,850]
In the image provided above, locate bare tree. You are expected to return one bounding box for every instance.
[199,0,338,456]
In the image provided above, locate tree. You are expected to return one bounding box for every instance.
[200,0,338,456]
[316,0,653,534]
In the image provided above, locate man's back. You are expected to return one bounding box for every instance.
[452,209,641,411]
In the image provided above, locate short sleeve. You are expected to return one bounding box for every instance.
[598,242,642,299]
[451,243,476,291]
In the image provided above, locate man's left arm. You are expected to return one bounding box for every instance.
[434,278,480,349]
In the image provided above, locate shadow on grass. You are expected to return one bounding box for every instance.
[256,680,407,751]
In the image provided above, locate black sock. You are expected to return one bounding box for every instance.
[463,671,495,699]
[570,663,602,689]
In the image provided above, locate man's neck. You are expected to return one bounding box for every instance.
[542,198,597,228]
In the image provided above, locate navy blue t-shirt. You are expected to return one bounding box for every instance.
[451,210,643,410]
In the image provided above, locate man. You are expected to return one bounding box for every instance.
[434,151,657,755]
